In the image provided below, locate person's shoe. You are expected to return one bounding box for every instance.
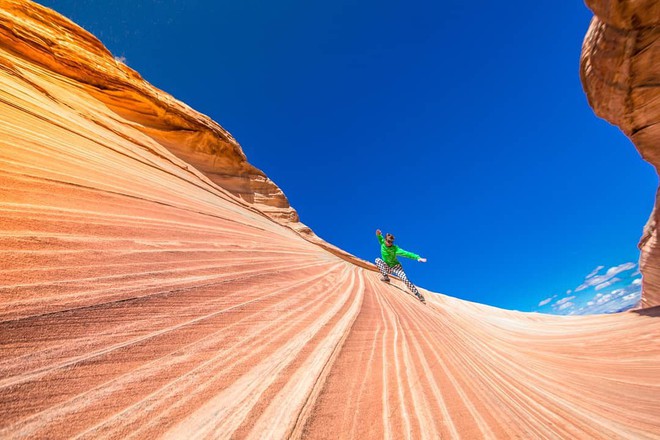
[380,276,390,283]
[416,293,426,303]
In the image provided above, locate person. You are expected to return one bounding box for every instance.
[375,229,427,302]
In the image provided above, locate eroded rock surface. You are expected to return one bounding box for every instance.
[581,0,660,307]
[1,1,659,438]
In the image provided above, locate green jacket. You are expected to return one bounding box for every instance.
[377,234,420,267]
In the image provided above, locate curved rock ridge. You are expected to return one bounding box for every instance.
[0,1,659,439]
[0,0,298,223]
[580,0,660,307]
[0,0,370,269]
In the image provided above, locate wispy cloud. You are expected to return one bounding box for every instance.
[550,295,577,313]
[538,297,553,306]
[555,296,575,306]
[606,263,636,275]
[114,55,127,64]
[535,262,641,315]
[557,301,574,311]
[578,282,641,314]
[586,266,604,279]
[595,277,621,291]
[595,293,612,305]
[575,263,636,292]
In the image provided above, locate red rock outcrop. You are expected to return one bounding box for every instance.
[580,0,660,307]
[1,1,659,439]
[0,0,298,223]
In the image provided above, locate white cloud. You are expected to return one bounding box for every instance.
[558,301,574,311]
[537,263,641,315]
[114,55,127,63]
[605,262,636,276]
[586,266,604,279]
[567,278,643,316]
[595,278,621,291]
[576,263,636,292]
[555,296,576,306]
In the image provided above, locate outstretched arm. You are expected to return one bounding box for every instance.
[376,229,384,244]
[395,248,427,263]
[396,247,420,260]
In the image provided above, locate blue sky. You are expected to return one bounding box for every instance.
[38,0,656,314]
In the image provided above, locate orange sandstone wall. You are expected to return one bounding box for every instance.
[580,0,660,307]
[0,0,370,268]
[0,0,296,222]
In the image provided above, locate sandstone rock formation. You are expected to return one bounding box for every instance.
[580,0,660,307]
[1,1,659,439]
[0,0,299,223]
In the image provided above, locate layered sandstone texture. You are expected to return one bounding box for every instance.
[1,1,659,439]
[581,0,660,307]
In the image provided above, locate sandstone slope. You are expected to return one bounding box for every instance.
[1,1,659,439]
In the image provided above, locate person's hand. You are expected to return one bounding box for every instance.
[418,258,427,263]
[376,229,382,236]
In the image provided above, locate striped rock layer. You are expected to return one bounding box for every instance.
[1,1,659,439]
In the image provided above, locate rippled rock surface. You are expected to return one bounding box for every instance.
[1,1,659,438]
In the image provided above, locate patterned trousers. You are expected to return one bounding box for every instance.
[375,258,420,296]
